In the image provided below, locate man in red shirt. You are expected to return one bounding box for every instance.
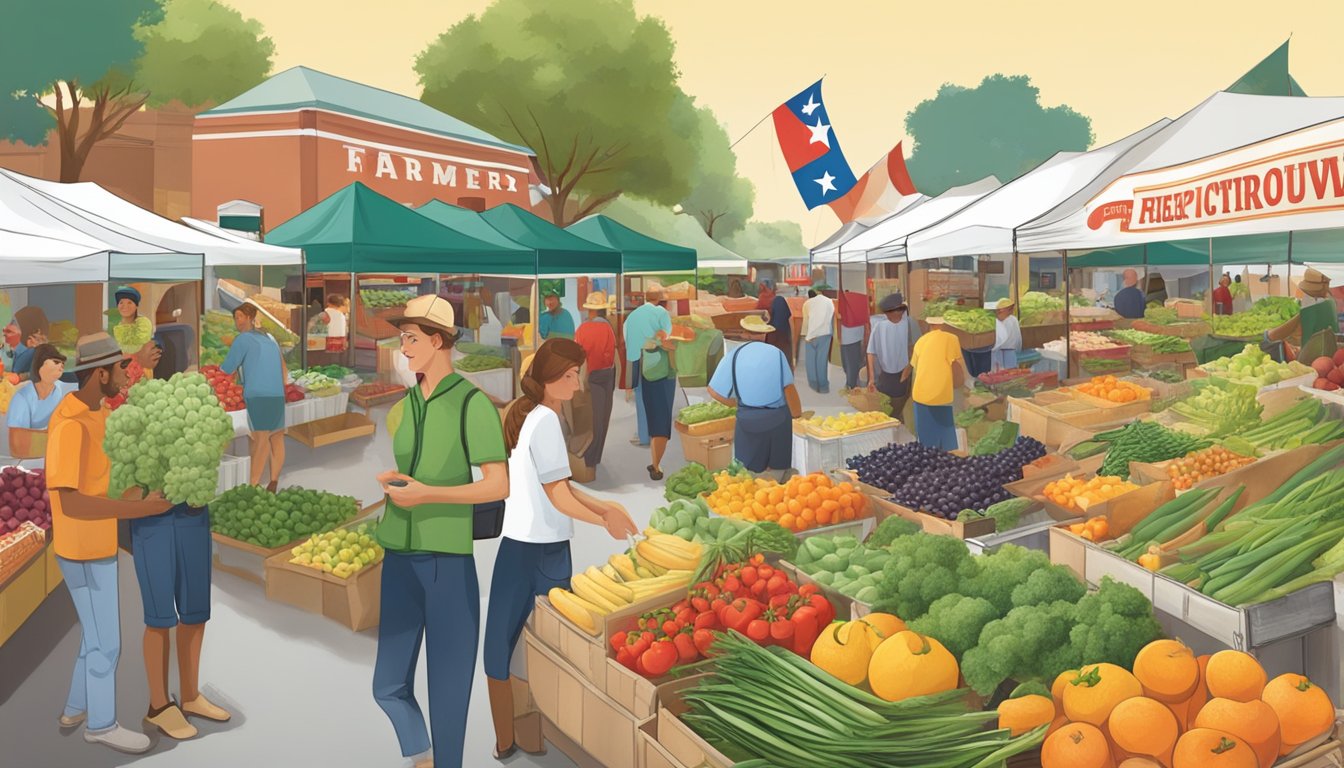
[574,291,617,469]
[1212,273,1234,315]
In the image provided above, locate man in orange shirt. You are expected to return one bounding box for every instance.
[573,291,617,469]
[46,334,173,754]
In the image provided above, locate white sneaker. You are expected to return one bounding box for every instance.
[84,724,152,754]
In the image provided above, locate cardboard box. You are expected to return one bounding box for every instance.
[639,720,689,768]
[681,432,733,472]
[263,553,382,631]
[287,412,376,448]
[569,452,596,484]
[0,547,46,647]
[673,416,735,437]
[1045,481,1176,586]
[1006,472,1172,524]
[212,502,370,586]
[529,590,683,695]
[44,542,60,595]
[656,677,734,768]
[524,630,649,768]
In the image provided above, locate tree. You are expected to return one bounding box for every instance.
[136,0,275,108]
[679,103,754,241]
[724,221,806,263]
[0,0,163,182]
[415,0,698,226]
[904,74,1093,196]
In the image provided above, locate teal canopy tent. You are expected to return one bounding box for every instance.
[479,204,620,276]
[565,215,696,274]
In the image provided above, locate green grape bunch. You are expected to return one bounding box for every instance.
[104,372,234,507]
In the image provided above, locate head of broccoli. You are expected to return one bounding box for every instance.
[873,533,979,621]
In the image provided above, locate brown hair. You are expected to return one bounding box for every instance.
[503,338,585,452]
[401,322,456,351]
[326,293,347,308]
[234,303,259,322]
[30,343,66,381]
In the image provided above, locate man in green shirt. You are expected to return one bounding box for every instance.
[373,295,509,768]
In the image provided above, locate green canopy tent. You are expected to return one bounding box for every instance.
[479,204,620,276]
[267,183,534,273]
[415,200,539,275]
[565,214,696,274]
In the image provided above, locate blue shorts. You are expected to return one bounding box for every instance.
[483,538,571,680]
[130,503,213,628]
[246,395,285,432]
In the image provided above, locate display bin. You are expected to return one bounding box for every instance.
[656,677,734,768]
[528,591,682,696]
[212,501,370,586]
[216,453,251,496]
[350,384,407,410]
[308,391,351,422]
[0,542,46,647]
[1151,575,1336,651]
[869,496,997,540]
[459,366,513,403]
[1007,472,1172,525]
[44,541,61,595]
[965,515,1074,556]
[639,719,689,768]
[791,422,904,475]
[681,431,733,472]
[287,412,375,448]
[523,630,651,768]
[673,415,736,437]
[263,552,381,631]
[283,398,314,428]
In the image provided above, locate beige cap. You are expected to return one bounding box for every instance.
[582,290,613,310]
[389,294,457,334]
[740,315,775,333]
[1302,267,1330,292]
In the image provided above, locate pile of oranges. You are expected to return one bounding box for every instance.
[1166,446,1256,490]
[1074,375,1151,404]
[1042,474,1139,512]
[706,471,866,532]
[1066,515,1111,542]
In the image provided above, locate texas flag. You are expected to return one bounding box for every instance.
[773,80,858,210]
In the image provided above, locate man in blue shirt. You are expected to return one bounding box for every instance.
[221,303,288,492]
[622,290,672,447]
[709,322,803,479]
[866,293,921,421]
[1113,268,1146,319]
[537,291,575,340]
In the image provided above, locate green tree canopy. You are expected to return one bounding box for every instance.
[415,0,698,226]
[680,102,755,241]
[905,74,1093,196]
[136,0,275,108]
[724,221,806,263]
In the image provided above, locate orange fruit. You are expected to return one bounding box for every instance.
[779,513,796,530]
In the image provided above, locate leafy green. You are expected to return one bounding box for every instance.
[677,401,736,425]
[865,516,921,548]
[909,594,1000,658]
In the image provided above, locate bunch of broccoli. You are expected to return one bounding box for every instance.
[870,534,1163,697]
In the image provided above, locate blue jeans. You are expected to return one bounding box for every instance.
[58,556,121,731]
[914,402,958,451]
[129,503,212,628]
[483,538,571,680]
[633,359,649,445]
[373,550,480,767]
[841,341,865,389]
[804,335,832,393]
[990,349,1018,371]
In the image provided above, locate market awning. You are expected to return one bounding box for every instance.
[479,204,620,276]
[1068,229,1344,269]
[857,178,1002,264]
[414,200,538,275]
[181,217,304,265]
[1017,92,1344,253]
[808,220,872,266]
[810,194,929,265]
[566,214,696,274]
[906,120,1171,262]
[266,183,533,274]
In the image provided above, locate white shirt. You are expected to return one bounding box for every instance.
[502,405,574,543]
[802,295,835,341]
[994,315,1022,351]
[478,305,503,347]
[325,308,347,337]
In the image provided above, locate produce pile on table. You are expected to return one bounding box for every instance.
[1143,306,1181,325]
[803,410,892,435]
[649,496,750,543]
[1141,368,1185,384]
[455,353,510,372]
[676,401,735,425]
[359,289,411,308]
[283,383,305,403]
[1093,420,1210,479]
[941,307,995,334]
[1166,446,1257,490]
[1105,328,1192,353]
[705,471,868,533]
[1042,475,1139,512]
[1210,303,1298,338]
[210,484,359,549]
[293,369,341,396]
[791,523,918,605]
[0,466,50,532]
[610,554,837,677]
[305,364,353,380]
[288,522,383,579]
[1072,375,1151,404]
[455,341,508,358]
[1019,290,1066,326]
[846,438,1047,519]
[200,310,237,367]
[1200,344,1313,387]
[970,420,1021,456]
[956,497,1034,531]
[1040,642,1335,768]
[105,372,234,507]
[1044,331,1125,354]
[1168,378,1262,436]
[921,298,960,319]
[976,367,1058,397]
[546,542,698,635]
[201,365,245,412]
[1080,357,1130,375]
[1309,350,1344,391]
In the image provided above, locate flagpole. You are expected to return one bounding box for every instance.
[727,73,828,150]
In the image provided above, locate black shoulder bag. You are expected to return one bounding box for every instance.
[462,388,507,539]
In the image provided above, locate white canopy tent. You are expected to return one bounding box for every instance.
[809,194,929,265]
[1018,92,1344,252]
[861,177,1004,264]
[905,120,1172,262]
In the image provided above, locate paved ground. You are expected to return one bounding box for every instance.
[0,356,861,768]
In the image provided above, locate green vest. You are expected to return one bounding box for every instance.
[377,374,504,555]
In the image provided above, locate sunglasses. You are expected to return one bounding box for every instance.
[118,358,133,370]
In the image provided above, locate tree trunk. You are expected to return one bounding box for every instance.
[55,83,148,183]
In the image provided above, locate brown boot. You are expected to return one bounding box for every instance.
[487,677,516,757]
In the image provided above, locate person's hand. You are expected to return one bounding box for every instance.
[376,469,408,486]
[144,489,165,501]
[866,379,876,392]
[383,476,429,508]
[900,367,911,382]
[601,502,638,540]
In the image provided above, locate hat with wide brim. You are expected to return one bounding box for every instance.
[878,293,907,313]
[388,294,458,335]
[69,332,126,373]
[1302,267,1330,291]
[582,291,614,310]
[995,298,1016,310]
[740,316,775,333]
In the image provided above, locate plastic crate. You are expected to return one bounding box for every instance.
[791,423,906,475]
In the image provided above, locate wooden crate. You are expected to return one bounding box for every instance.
[673,416,736,437]
[44,542,60,595]
[263,552,381,631]
[869,496,997,539]
[211,501,374,585]
[287,412,375,448]
[681,432,733,472]
[655,677,734,768]
[350,385,407,409]
[0,547,46,647]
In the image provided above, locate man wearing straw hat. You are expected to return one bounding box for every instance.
[991,298,1022,371]
[866,293,921,421]
[709,318,803,479]
[1266,267,1339,360]
[46,333,175,754]
[574,290,617,469]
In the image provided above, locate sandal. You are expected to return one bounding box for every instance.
[648,465,664,481]
[493,744,517,761]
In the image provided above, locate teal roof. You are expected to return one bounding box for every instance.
[416,200,539,272]
[201,66,534,156]
[566,215,695,274]
[266,183,534,274]
[480,204,621,276]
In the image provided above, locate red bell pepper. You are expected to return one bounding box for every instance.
[740,565,759,587]
[801,592,836,628]
[766,606,795,645]
[675,607,695,627]
[673,628,699,664]
[616,645,637,670]
[693,628,717,657]
[694,610,721,632]
[789,604,820,656]
[758,563,775,581]
[720,574,742,596]
[745,618,771,645]
[722,598,763,633]
[610,630,629,652]
[641,639,679,677]
[662,619,682,637]
[766,573,790,597]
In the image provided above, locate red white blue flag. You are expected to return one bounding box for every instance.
[772,80,858,210]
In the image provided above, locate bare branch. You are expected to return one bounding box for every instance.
[571,190,621,222]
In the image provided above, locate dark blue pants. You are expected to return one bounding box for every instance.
[483,538,572,680]
[373,551,480,767]
[129,503,212,628]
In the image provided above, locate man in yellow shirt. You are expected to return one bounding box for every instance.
[46,333,173,754]
[903,317,965,450]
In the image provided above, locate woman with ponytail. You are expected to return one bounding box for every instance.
[483,338,637,762]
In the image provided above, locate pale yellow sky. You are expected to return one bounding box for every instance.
[226,0,1344,246]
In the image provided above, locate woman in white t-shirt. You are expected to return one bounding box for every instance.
[482,338,637,761]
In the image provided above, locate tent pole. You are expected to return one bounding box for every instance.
[1286,231,1294,297]
[1208,238,1215,317]
[1062,250,1071,380]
